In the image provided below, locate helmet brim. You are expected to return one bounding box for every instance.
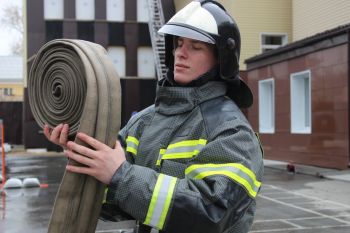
[227,78,253,108]
[158,23,215,44]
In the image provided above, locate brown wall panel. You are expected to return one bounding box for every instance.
[247,44,349,169]
[0,102,23,144]
[125,23,138,76]
[95,0,106,20]
[64,0,75,18]
[125,0,136,21]
[94,22,108,47]
[27,0,45,57]
[63,21,78,39]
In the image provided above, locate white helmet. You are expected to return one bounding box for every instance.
[159,0,253,108]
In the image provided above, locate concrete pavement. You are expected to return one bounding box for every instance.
[1,152,350,232]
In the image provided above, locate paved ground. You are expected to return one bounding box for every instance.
[1,153,350,232]
[252,167,350,233]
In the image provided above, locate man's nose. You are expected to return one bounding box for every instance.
[175,45,188,58]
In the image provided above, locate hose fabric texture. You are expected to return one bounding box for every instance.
[28,39,121,233]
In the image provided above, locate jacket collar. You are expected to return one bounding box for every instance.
[155,81,227,115]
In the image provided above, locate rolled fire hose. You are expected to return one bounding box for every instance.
[28,39,121,233]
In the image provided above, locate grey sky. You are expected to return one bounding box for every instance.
[0,0,22,56]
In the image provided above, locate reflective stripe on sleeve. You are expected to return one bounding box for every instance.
[185,163,261,198]
[161,139,207,160]
[126,136,139,155]
[144,174,177,230]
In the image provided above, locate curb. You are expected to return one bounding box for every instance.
[264,159,350,183]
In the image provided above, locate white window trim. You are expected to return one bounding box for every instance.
[137,0,149,22]
[259,78,275,134]
[260,33,288,53]
[106,0,125,22]
[44,0,64,20]
[137,47,155,78]
[4,88,13,96]
[107,46,126,78]
[290,70,312,134]
[76,0,95,21]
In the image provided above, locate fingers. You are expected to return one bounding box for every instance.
[66,164,92,176]
[114,140,121,149]
[43,123,70,149]
[76,132,107,150]
[50,123,64,141]
[43,124,51,139]
[67,141,96,158]
[59,124,69,146]
[65,150,94,168]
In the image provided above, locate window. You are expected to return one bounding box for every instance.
[261,33,287,53]
[107,0,125,22]
[137,0,149,22]
[137,47,155,78]
[291,70,311,134]
[108,47,126,77]
[76,0,95,20]
[259,78,275,133]
[44,0,64,20]
[4,88,13,96]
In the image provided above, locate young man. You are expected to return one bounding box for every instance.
[44,1,263,232]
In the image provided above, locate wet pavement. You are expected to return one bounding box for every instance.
[1,153,350,233]
[252,168,350,233]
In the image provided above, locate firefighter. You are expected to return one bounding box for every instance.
[44,1,264,232]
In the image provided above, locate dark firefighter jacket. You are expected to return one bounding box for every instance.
[106,80,264,233]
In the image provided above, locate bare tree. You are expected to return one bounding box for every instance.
[0,4,23,55]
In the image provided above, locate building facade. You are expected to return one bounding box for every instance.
[245,24,350,169]
[0,56,24,102]
[0,56,24,145]
[24,0,175,148]
[174,0,293,70]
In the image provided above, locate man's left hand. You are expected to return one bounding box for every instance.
[65,132,126,184]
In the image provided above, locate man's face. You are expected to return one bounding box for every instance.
[173,37,217,85]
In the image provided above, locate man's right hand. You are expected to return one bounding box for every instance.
[43,123,70,149]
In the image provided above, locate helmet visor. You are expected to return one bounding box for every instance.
[159,23,215,44]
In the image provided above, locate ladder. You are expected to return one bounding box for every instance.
[147,0,167,80]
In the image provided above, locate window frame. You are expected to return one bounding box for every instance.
[260,33,288,53]
[44,0,64,20]
[290,70,312,134]
[76,0,95,21]
[4,88,13,96]
[106,0,125,22]
[259,78,275,134]
[137,0,149,23]
[107,46,126,78]
[137,47,155,78]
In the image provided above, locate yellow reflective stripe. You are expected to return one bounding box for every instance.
[126,146,137,155]
[162,149,201,159]
[126,136,139,155]
[185,163,261,198]
[103,187,108,203]
[158,177,177,229]
[197,170,257,197]
[144,174,178,230]
[167,139,207,149]
[156,149,166,166]
[185,163,261,187]
[255,132,264,157]
[126,136,139,146]
[144,174,164,225]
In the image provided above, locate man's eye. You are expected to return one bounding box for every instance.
[192,45,202,50]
